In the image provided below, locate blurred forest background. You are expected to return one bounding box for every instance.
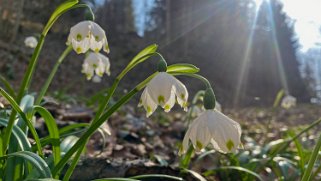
[0,0,317,107]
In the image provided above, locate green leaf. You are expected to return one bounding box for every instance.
[93,179,139,181]
[182,169,207,181]
[0,88,43,157]
[204,166,264,181]
[0,118,31,151]
[18,94,35,132]
[130,174,183,181]
[128,44,158,68]
[33,106,61,167]
[167,63,200,74]
[43,0,79,35]
[25,179,60,181]
[0,151,52,178]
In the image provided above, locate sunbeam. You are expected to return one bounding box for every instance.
[233,0,262,106]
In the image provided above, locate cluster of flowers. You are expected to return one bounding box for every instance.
[25,21,111,82]
[138,71,242,154]
[26,20,243,155]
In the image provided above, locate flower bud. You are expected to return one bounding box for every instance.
[204,88,216,110]
[157,59,167,72]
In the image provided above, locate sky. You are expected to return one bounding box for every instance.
[281,0,321,52]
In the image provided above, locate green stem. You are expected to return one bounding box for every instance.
[52,74,156,177]
[302,133,321,181]
[179,145,194,169]
[35,46,72,105]
[3,34,45,153]
[92,78,120,123]
[181,74,211,88]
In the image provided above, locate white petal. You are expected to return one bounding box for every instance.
[139,88,158,117]
[103,38,110,53]
[69,21,91,40]
[179,126,192,155]
[98,53,111,75]
[162,89,176,112]
[173,77,188,111]
[207,110,241,153]
[146,72,174,107]
[95,59,105,77]
[71,38,90,54]
[90,37,104,52]
[82,63,94,80]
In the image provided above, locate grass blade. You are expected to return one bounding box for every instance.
[33,106,61,166]
[0,151,52,178]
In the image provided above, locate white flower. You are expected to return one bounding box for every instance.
[67,21,110,54]
[179,110,242,155]
[24,36,38,48]
[281,95,296,109]
[92,75,102,83]
[138,72,188,117]
[82,52,110,80]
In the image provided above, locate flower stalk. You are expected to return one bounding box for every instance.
[35,46,73,105]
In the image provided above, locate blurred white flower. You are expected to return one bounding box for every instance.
[92,75,102,83]
[138,72,188,117]
[179,109,242,155]
[281,95,296,109]
[24,36,38,48]
[82,52,110,80]
[67,21,110,54]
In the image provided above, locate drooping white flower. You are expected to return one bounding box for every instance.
[179,109,242,155]
[138,72,188,117]
[24,36,38,48]
[67,21,110,54]
[92,75,102,83]
[281,95,296,109]
[81,52,110,80]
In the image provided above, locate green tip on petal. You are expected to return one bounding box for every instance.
[158,95,165,104]
[196,140,203,151]
[226,139,235,151]
[76,47,82,54]
[164,104,170,112]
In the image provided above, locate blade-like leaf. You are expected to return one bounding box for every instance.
[183,169,207,181]
[1,151,52,178]
[93,179,139,181]
[33,106,61,166]
[204,166,263,181]
[130,174,183,181]
[0,118,31,151]
[128,44,158,68]
[18,94,34,132]
[0,88,43,157]
[43,0,79,35]
[167,63,200,74]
